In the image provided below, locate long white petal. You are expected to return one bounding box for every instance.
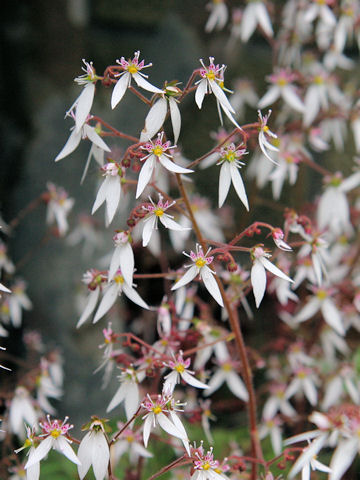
[111,73,130,109]
[26,448,40,480]
[25,437,53,469]
[288,434,328,479]
[159,215,189,231]
[203,369,226,396]
[303,85,320,127]
[201,267,224,307]
[105,176,121,224]
[55,436,81,465]
[107,382,127,412]
[255,2,274,37]
[92,177,109,214]
[119,243,134,286]
[260,257,293,282]
[84,125,111,152]
[75,83,95,132]
[122,283,149,309]
[321,298,345,335]
[91,432,110,480]
[258,86,281,109]
[169,97,181,143]
[181,370,208,389]
[294,298,321,323]
[124,381,139,420]
[136,157,155,199]
[142,415,153,447]
[195,79,207,109]
[133,73,164,94]
[241,4,257,42]
[171,266,198,291]
[209,80,235,113]
[142,216,156,247]
[140,98,167,142]
[251,260,267,308]
[157,412,186,440]
[303,377,317,405]
[77,431,93,480]
[218,162,232,208]
[93,283,119,323]
[282,86,305,113]
[159,155,193,174]
[330,438,358,480]
[226,371,249,401]
[230,164,249,210]
[55,129,82,161]
[77,288,100,328]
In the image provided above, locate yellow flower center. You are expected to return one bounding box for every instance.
[195,258,206,268]
[152,406,162,415]
[175,364,185,373]
[225,152,236,162]
[154,208,164,217]
[51,429,61,438]
[204,409,211,417]
[314,75,324,85]
[262,125,269,132]
[218,80,224,89]
[203,463,211,470]
[206,72,216,81]
[24,438,32,447]
[214,468,221,473]
[114,274,124,284]
[126,435,134,443]
[222,363,232,372]
[277,78,288,87]
[127,65,138,74]
[297,370,306,379]
[316,289,327,300]
[153,146,164,157]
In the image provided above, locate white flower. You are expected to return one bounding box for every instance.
[25,416,81,470]
[263,383,297,419]
[191,443,229,480]
[66,214,103,258]
[195,57,240,129]
[141,195,190,247]
[36,359,63,415]
[9,387,38,439]
[14,426,40,480]
[136,132,193,199]
[259,417,283,456]
[141,392,189,453]
[67,59,97,133]
[140,85,182,143]
[0,241,15,275]
[107,367,145,419]
[111,423,152,466]
[108,231,134,285]
[171,244,224,307]
[297,234,329,286]
[257,110,279,164]
[240,0,273,43]
[163,351,208,393]
[285,366,319,406]
[217,143,249,209]
[111,51,164,109]
[93,269,149,324]
[250,246,293,308]
[258,69,305,113]
[317,171,360,235]
[205,0,228,33]
[7,280,32,328]
[77,419,110,480]
[294,286,345,336]
[92,162,123,225]
[55,117,110,163]
[204,358,249,402]
[76,269,107,328]
[45,183,74,236]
